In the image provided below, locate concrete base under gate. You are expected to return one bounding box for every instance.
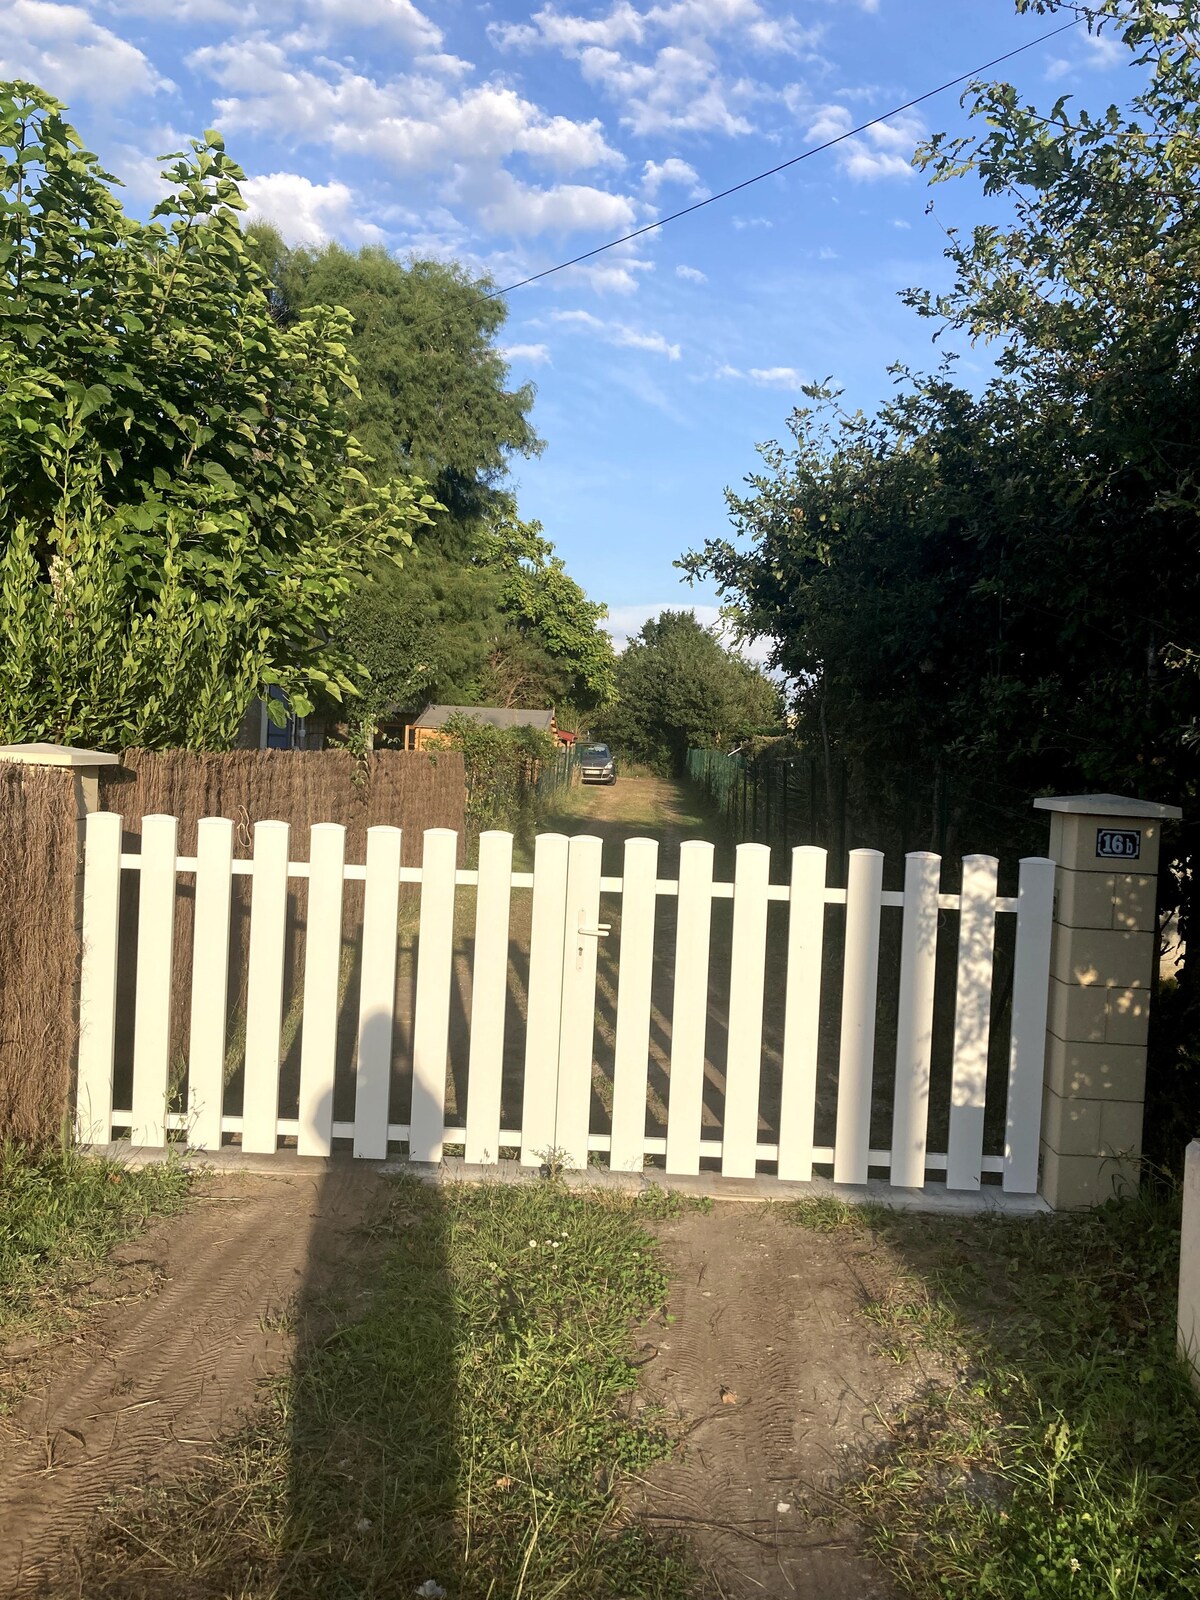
[90,1144,1052,1216]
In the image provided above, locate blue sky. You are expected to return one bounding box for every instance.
[1,1,1137,649]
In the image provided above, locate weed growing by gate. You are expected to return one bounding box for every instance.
[72,1177,697,1599]
[793,1189,1200,1598]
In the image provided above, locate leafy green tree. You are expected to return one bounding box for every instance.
[595,611,781,774]
[337,506,616,738]
[245,229,541,517]
[243,230,612,732]
[477,506,616,713]
[685,0,1200,827]
[0,84,431,748]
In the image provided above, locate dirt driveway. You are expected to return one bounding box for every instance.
[635,1202,921,1599]
[0,1168,382,1596]
[1,1165,929,1600]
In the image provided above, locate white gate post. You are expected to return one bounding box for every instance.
[1034,793,1182,1209]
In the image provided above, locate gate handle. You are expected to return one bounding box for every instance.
[579,923,611,938]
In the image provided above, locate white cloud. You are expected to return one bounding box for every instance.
[891,217,911,229]
[109,0,247,18]
[716,363,803,389]
[580,42,754,135]
[551,308,680,358]
[195,51,620,175]
[115,0,445,47]
[605,601,719,647]
[500,342,552,365]
[495,0,822,62]
[490,1,647,54]
[1085,29,1129,69]
[189,41,638,242]
[558,252,655,294]
[492,0,823,137]
[241,172,384,247]
[1046,28,1129,81]
[805,103,922,181]
[642,156,706,197]
[0,1,171,104]
[676,263,707,282]
[194,45,623,175]
[749,365,803,388]
[415,53,475,78]
[305,0,443,51]
[478,174,637,236]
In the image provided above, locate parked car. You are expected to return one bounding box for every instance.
[579,743,617,784]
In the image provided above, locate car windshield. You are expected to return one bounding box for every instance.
[581,746,610,761]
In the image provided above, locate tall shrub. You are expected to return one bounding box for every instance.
[0,82,433,749]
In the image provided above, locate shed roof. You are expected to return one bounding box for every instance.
[412,705,555,732]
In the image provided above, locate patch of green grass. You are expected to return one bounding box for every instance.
[786,1194,892,1235]
[796,1190,1200,1598]
[72,1176,699,1600]
[0,1143,191,1344]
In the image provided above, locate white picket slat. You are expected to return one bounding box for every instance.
[777,845,827,1182]
[298,824,346,1157]
[186,818,234,1152]
[409,828,458,1163]
[242,820,290,1155]
[833,848,884,1185]
[464,830,513,1165]
[664,839,715,1175]
[521,833,569,1167]
[353,825,403,1160]
[554,834,604,1170]
[130,814,178,1147]
[721,843,772,1178]
[1004,855,1055,1193]
[889,851,941,1188]
[609,837,659,1173]
[946,854,999,1191]
[76,811,124,1144]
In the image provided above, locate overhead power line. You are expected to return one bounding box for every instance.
[485,15,1082,299]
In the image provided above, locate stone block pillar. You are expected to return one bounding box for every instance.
[1034,793,1182,1209]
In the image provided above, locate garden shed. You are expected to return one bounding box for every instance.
[403,704,556,751]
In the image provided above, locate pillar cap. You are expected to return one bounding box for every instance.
[1034,793,1181,821]
[0,741,121,769]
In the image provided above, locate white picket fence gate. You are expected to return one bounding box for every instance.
[76,813,1055,1194]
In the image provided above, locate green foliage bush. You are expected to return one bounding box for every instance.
[0,84,432,749]
[439,713,562,842]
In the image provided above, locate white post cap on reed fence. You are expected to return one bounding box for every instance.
[0,743,121,820]
[0,741,121,769]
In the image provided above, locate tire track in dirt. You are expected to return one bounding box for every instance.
[634,1206,936,1599]
[0,1168,381,1597]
